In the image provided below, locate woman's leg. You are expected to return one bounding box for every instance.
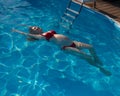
[73,41,103,65]
[63,47,98,67]
[64,47,111,76]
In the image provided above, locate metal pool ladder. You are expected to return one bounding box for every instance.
[60,0,96,29]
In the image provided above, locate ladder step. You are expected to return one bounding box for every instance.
[64,13,76,19]
[72,0,83,4]
[61,17,73,24]
[67,8,79,15]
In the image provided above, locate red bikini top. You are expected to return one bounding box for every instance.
[42,30,56,41]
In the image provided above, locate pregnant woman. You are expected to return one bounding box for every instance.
[12,26,111,76]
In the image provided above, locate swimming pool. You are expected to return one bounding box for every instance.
[0,0,120,96]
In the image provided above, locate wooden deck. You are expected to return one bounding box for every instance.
[94,0,120,23]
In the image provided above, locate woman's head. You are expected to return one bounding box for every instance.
[28,26,43,41]
[29,26,43,35]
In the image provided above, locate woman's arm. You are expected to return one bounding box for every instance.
[12,28,28,35]
[12,28,44,39]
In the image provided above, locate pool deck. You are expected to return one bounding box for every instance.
[94,0,120,23]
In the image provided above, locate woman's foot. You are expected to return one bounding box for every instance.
[99,67,112,76]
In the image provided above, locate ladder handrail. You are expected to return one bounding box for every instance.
[72,0,96,8]
[73,0,96,3]
[60,0,85,29]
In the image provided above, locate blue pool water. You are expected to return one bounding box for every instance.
[0,0,120,96]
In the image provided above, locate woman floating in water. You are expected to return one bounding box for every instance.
[12,26,111,76]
